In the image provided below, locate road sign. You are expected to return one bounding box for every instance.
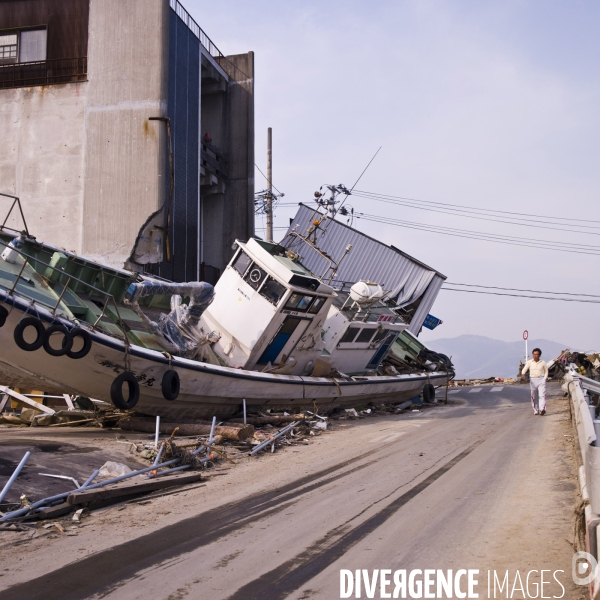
[523,330,528,340]
[423,314,443,330]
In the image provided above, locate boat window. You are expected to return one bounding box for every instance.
[372,328,389,344]
[308,296,326,314]
[244,264,267,290]
[232,251,252,277]
[340,327,360,343]
[259,277,286,305]
[285,292,314,312]
[356,328,376,343]
[296,295,313,311]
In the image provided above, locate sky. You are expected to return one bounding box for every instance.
[187,0,600,350]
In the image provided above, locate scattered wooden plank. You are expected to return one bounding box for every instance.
[0,386,55,415]
[34,502,73,520]
[119,416,254,441]
[66,472,202,505]
[0,393,9,414]
[63,394,75,410]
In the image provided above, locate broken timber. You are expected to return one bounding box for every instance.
[0,386,55,415]
[119,416,254,441]
[66,472,202,505]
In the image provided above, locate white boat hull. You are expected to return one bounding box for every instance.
[0,293,450,419]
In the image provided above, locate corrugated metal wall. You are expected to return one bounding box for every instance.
[159,10,200,282]
[283,204,446,334]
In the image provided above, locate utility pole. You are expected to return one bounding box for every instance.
[266,127,273,242]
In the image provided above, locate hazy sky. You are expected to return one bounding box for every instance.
[188,0,600,350]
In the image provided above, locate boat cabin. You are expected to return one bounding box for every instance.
[320,285,409,374]
[199,239,335,373]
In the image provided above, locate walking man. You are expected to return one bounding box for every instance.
[521,347,549,415]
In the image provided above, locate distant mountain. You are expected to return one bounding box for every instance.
[425,334,569,379]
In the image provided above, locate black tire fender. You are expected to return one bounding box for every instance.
[110,372,140,410]
[67,327,92,359]
[43,324,73,357]
[423,383,435,403]
[161,369,180,401]
[0,305,8,328]
[14,317,46,352]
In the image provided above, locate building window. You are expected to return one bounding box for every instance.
[0,34,17,60]
[0,28,47,64]
[19,29,47,63]
[0,26,86,90]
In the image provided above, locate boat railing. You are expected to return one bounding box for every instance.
[0,237,131,342]
[283,228,355,284]
[0,193,30,237]
[0,193,131,341]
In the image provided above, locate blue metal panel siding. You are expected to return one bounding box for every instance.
[162,10,200,282]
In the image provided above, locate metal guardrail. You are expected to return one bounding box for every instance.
[0,57,87,90]
[566,369,600,598]
[169,0,224,58]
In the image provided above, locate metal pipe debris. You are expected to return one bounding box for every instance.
[250,421,300,456]
[0,451,30,504]
[152,443,165,467]
[38,474,80,489]
[153,465,190,477]
[0,459,181,522]
[155,415,161,448]
[209,416,216,444]
[243,399,247,425]
[80,470,100,490]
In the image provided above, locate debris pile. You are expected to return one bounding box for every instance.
[0,450,204,525]
[0,387,124,428]
[0,384,450,528]
[451,377,517,387]
[546,349,600,381]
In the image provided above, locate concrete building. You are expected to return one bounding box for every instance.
[0,0,254,283]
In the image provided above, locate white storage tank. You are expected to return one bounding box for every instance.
[349,281,385,306]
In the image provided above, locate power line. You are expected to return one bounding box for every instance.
[354,212,600,256]
[354,189,600,226]
[445,282,600,298]
[254,163,284,196]
[441,288,600,304]
[352,191,600,236]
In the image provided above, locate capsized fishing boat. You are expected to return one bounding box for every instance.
[0,193,452,419]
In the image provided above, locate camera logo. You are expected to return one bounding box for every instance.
[573,552,598,586]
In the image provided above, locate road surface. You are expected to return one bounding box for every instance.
[0,384,583,599]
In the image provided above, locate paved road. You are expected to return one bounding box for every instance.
[0,384,582,599]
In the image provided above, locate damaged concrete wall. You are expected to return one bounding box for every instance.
[0,84,87,249]
[82,0,169,268]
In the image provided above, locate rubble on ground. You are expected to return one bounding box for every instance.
[0,384,451,527]
[450,377,516,387]
[546,348,600,381]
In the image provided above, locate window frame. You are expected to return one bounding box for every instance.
[258,276,287,306]
[284,292,316,313]
[0,32,18,62]
[0,27,48,64]
[231,250,252,278]
[355,328,377,344]
[339,327,361,344]
[307,296,326,314]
